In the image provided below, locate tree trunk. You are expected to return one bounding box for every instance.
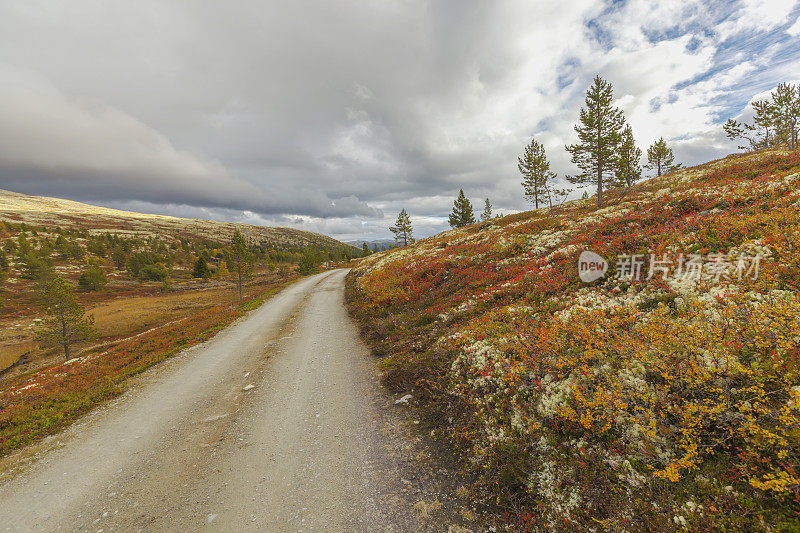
[596,128,603,208]
[597,157,603,208]
[60,307,70,359]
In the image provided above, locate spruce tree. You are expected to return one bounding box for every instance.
[448,190,475,228]
[565,75,625,208]
[389,209,414,246]
[613,124,643,187]
[519,139,556,209]
[481,198,492,221]
[645,137,676,176]
[35,277,97,359]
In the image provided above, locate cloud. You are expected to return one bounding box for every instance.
[787,15,800,35]
[0,0,797,239]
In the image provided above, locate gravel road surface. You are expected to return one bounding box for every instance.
[0,270,472,532]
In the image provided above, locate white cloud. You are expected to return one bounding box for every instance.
[787,15,800,35]
[717,0,798,39]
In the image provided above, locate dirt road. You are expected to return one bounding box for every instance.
[0,270,471,532]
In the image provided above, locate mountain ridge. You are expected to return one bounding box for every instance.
[0,188,357,252]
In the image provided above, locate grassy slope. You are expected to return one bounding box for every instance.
[346,150,800,531]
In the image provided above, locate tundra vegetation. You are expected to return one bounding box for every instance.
[0,215,362,456]
[347,149,800,531]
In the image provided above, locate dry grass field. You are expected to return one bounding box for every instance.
[0,270,290,379]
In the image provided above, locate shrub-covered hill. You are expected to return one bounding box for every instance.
[0,188,358,255]
[346,150,800,531]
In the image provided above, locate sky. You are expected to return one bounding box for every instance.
[1,0,799,242]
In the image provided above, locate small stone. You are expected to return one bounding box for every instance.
[395,394,413,405]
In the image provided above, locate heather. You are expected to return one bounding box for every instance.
[347,150,800,531]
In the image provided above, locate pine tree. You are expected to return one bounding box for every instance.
[0,249,8,283]
[771,83,799,150]
[17,231,31,256]
[389,209,414,246]
[192,256,211,279]
[613,124,643,187]
[362,242,370,255]
[78,264,108,291]
[724,119,748,150]
[481,198,492,221]
[296,248,319,275]
[645,137,676,176]
[723,82,800,152]
[227,229,252,300]
[35,277,97,359]
[448,190,475,228]
[752,100,775,149]
[519,139,556,209]
[565,75,626,208]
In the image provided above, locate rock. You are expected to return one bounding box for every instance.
[394,394,413,405]
[243,384,255,391]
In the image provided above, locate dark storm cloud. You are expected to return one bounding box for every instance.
[0,0,798,240]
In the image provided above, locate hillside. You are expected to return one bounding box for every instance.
[346,239,402,251]
[346,150,800,531]
[0,189,357,254]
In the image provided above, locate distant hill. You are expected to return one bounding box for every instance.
[346,239,402,251]
[0,189,358,253]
